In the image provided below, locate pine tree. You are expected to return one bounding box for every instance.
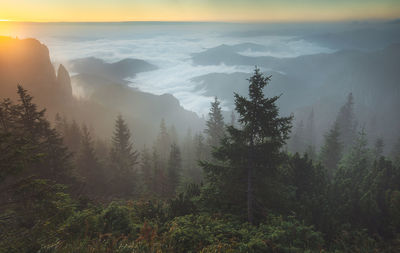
[154,118,171,168]
[168,125,179,145]
[167,143,181,197]
[333,129,373,228]
[64,120,82,155]
[0,86,72,182]
[140,147,153,195]
[290,120,305,154]
[202,68,292,224]
[204,97,225,148]
[110,115,139,196]
[305,108,316,151]
[335,93,357,150]
[339,128,372,172]
[320,121,342,179]
[76,124,102,194]
[182,129,198,183]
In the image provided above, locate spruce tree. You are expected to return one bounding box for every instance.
[333,129,373,227]
[76,124,102,194]
[110,115,139,196]
[154,118,171,168]
[320,122,342,179]
[202,67,292,224]
[305,108,316,151]
[64,120,82,155]
[140,147,153,195]
[167,143,181,197]
[0,86,71,182]
[335,93,357,150]
[290,120,305,154]
[204,97,225,148]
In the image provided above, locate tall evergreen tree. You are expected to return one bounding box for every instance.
[167,143,181,197]
[168,125,179,145]
[202,68,292,224]
[17,86,71,181]
[290,120,305,154]
[320,121,342,179]
[204,97,225,148]
[335,93,357,150]
[76,124,103,194]
[140,146,153,195]
[64,120,82,155]
[333,129,373,229]
[0,86,72,182]
[110,115,139,196]
[305,108,316,145]
[154,118,171,168]
[0,86,71,182]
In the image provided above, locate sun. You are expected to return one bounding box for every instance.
[0,19,10,22]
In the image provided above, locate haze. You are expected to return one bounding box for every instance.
[1,2,400,252]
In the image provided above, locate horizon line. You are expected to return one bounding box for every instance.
[1,17,399,24]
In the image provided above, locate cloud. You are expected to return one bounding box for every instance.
[17,23,332,115]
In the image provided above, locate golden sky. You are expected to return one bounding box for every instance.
[0,0,399,22]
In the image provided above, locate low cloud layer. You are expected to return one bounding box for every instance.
[17,23,332,115]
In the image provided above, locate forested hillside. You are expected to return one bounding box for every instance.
[1,37,400,252]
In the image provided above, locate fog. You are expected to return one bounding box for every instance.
[2,21,400,149]
[2,19,400,251]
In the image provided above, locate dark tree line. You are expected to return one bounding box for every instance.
[1,69,400,251]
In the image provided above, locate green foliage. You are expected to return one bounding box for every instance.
[202,67,293,224]
[167,143,182,197]
[110,115,139,196]
[205,96,225,149]
[0,86,72,183]
[163,214,324,253]
[335,92,357,150]
[320,121,342,179]
[1,77,400,252]
[0,179,75,253]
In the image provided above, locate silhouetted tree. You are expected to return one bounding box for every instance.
[204,97,225,149]
[290,120,305,154]
[335,93,357,150]
[202,68,292,224]
[320,122,342,179]
[154,118,171,168]
[140,146,153,195]
[76,124,103,194]
[167,143,181,197]
[110,115,139,196]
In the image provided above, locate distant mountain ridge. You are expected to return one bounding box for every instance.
[69,57,157,83]
[191,42,400,147]
[0,37,203,146]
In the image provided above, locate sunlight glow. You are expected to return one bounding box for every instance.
[0,1,399,22]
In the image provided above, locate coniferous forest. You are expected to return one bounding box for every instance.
[1,64,400,252]
[1,6,400,250]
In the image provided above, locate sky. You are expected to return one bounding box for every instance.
[0,0,399,22]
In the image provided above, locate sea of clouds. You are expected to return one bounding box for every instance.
[9,23,333,116]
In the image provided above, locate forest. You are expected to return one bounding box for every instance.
[1,64,400,252]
